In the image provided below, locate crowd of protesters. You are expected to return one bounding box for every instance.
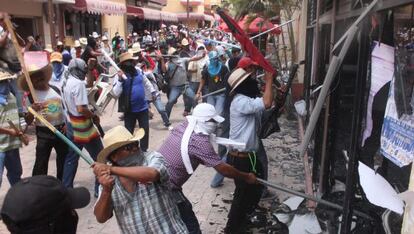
[0,11,285,234]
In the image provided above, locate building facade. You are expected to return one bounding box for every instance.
[163,0,220,28]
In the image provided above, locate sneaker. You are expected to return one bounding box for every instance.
[168,126,174,131]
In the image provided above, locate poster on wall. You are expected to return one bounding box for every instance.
[380,17,414,167]
[380,77,414,167]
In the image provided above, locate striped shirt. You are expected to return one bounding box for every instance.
[0,94,21,152]
[110,151,188,234]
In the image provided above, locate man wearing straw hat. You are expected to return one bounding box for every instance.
[113,52,151,152]
[92,126,188,233]
[20,51,68,181]
[0,68,23,189]
[70,40,83,59]
[224,67,274,233]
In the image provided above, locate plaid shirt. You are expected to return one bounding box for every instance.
[158,121,222,190]
[109,151,188,234]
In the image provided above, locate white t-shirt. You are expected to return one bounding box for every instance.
[61,76,88,117]
[34,88,65,126]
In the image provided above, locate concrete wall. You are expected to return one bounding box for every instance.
[101,0,127,39]
[0,0,43,17]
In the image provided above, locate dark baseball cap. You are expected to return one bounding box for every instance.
[1,176,90,231]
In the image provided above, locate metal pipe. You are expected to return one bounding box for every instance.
[318,0,337,196]
[298,26,358,166]
[250,19,295,40]
[200,88,226,99]
[257,178,373,220]
[341,20,370,233]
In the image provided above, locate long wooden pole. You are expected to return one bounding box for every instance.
[3,17,38,102]
[28,107,95,165]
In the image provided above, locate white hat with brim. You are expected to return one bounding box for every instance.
[92,32,100,39]
[128,43,142,54]
[168,47,177,56]
[97,126,145,163]
[79,38,88,45]
[227,68,252,95]
[74,40,81,48]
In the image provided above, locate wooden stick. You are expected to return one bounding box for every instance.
[7,119,29,146]
[3,16,37,101]
[28,107,95,165]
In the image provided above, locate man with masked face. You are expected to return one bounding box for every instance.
[112,52,150,152]
[92,126,188,233]
[159,47,206,118]
[196,51,229,116]
[61,58,103,197]
[49,52,66,92]
[158,103,257,234]
[224,60,274,233]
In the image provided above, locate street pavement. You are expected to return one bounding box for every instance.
[0,94,304,234]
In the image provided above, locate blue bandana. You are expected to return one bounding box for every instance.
[52,63,64,81]
[208,51,222,77]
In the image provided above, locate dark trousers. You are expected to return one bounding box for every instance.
[124,110,149,151]
[33,126,68,180]
[176,192,201,234]
[225,154,264,234]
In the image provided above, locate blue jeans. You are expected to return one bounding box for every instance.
[152,96,170,126]
[0,148,22,187]
[62,122,103,193]
[166,85,195,118]
[207,93,226,116]
[124,110,149,151]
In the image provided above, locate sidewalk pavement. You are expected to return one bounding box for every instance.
[0,94,304,234]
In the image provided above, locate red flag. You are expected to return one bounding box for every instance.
[216,8,276,75]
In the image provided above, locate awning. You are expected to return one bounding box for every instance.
[31,0,75,3]
[177,13,205,21]
[180,0,203,6]
[161,12,178,22]
[73,0,126,15]
[142,7,161,20]
[127,5,144,18]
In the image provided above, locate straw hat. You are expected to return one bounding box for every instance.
[97,126,145,163]
[74,40,81,48]
[101,35,108,41]
[50,52,63,63]
[118,52,137,64]
[181,38,189,46]
[18,51,51,91]
[128,43,142,54]
[79,37,87,45]
[168,47,177,56]
[227,68,252,95]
